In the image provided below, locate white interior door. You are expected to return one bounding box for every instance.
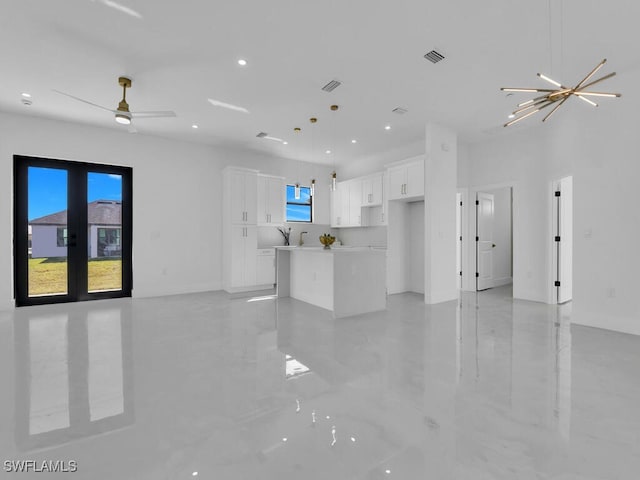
[476,192,494,291]
[456,193,462,288]
[556,177,573,303]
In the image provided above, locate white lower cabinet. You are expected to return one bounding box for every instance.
[228,225,257,289]
[256,249,276,285]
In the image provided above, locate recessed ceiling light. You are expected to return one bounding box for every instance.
[351,139,357,143]
[384,125,391,130]
[192,472,199,477]
[192,124,199,129]
[238,59,247,66]
[283,141,288,145]
[21,93,31,98]
[385,469,391,474]
[282,437,288,442]
[326,150,331,154]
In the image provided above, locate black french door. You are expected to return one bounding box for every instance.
[14,156,132,306]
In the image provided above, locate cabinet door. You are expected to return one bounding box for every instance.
[362,177,372,205]
[370,173,383,205]
[229,171,248,224]
[230,226,246,287]
[406,160,424,197]
[339,182,350,227]
[257,176,268,224]
[388,166,406,200]
[256,255,276,285]
[348,180,362,226]
[331,183,343,227]
[267,176,285,224]
[244,226,257,286]
[243,173,258,224]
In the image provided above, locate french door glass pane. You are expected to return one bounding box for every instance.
[28,167,68,297]
[87,172,122,293]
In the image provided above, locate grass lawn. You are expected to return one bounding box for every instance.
[29,257,122,295]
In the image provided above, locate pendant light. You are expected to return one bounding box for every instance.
[329,105,339,191]
[293,127,302,199]
[501,0,620,126]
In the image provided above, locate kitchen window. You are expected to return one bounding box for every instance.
[286,185,312,222]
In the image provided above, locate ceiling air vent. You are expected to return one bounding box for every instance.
[392,107,408,115]
[424,50,445,64]
[321,79,342,92]
[256,132,268,138]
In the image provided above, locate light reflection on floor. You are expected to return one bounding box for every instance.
[0,286,638,479]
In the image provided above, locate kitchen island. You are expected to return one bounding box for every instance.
[275,246,386,318]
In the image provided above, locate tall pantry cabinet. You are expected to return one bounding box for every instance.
[223,167,258,292]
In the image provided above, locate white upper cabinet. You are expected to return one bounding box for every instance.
[348,179,362,227]
[405,160,424,198]
[332,179,363,228]
[362,172,383,206]
[228,169,258,224]
[257,174,285,225]
[331,182,344,227]
[387,158,424,200]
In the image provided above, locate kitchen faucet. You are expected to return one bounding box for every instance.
[299,231,308,246]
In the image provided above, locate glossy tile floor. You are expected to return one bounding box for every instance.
[0,286,639,479]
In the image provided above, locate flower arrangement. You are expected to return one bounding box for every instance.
[277,227,291,246]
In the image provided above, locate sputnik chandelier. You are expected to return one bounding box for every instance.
[501,58,621,127]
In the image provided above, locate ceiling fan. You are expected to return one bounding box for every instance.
[53,76,177,127]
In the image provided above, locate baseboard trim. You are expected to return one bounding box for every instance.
[493,276,513,288]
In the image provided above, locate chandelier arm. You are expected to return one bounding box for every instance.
[502,88,557,93]
[573,59,607,89]
[504,100,555,127]
[542,96,569,122]
[576,95,598,107]
[578,72,617,91]
[574,91,621,98]
[513,97,553,114]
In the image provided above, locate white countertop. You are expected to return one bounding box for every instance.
[275,245,386,253]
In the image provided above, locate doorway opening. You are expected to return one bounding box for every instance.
[475,187,513,292]
[14,156,132,306]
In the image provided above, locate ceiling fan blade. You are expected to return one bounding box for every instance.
[53,89,115,113]
[131,111,177,118]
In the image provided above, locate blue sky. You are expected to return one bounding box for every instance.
[28,167,122,221]
[286,185,312,222]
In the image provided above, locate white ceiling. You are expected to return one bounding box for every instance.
[0,0,638,166]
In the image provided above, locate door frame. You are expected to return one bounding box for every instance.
[464,181,517,294]
[549,176,573,304]
[13,155,133,306]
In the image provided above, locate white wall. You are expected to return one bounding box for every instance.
[409,201,425,294]
[462,76,640,335]
[0,112,333,307]
[31,225,66,258]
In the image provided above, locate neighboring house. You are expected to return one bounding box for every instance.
[29,200,122,259]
